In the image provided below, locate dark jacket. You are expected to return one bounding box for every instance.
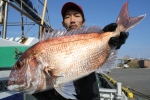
[33,72,100,100]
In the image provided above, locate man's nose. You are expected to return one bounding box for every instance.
[70,15,75,22]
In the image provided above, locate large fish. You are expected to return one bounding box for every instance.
[7,2,145,99]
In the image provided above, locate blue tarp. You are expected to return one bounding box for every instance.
[0,93,23,100]
[13,0,39,20]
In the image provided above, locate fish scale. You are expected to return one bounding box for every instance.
[46,33,112,85]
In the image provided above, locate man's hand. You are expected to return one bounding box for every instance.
[109,32,129,49]
[103,23,117,32]
[103,23,129,49]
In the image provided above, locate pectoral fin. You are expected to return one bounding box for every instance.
[96,49,118,73]
[44,67,61,78]
[54,82,77,99]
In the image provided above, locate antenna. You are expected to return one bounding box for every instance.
[138,53,141,60]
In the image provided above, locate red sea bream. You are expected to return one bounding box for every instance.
[7,2,146,99]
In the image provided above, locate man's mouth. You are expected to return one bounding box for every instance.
[69,25,77,29]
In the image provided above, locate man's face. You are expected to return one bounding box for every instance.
[62,10,85,31]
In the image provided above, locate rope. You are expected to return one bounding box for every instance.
[20,0,24,37]
[25,23,36,35]
[20,0,27,43]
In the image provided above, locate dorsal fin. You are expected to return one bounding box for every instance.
[41,26,102,41]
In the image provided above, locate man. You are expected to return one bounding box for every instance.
[33,2,128,100]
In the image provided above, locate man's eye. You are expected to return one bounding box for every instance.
[65,15,70,19]
[75,15,80,17]
[75,14,81,17]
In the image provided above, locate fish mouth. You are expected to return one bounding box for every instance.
[7,83,25,91]
[7,82,36,94]
[7,81,15,86]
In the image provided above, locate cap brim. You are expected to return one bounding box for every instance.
[61,2,83,17]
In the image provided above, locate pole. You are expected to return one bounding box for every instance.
[39,0,48,39]
[2,1,8,39]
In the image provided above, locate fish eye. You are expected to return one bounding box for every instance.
[15,60,24,69]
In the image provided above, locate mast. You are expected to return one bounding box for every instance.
[1,0,53,39]
[2,1,8,39]
[39,0,48,39]
[8,0,53,39]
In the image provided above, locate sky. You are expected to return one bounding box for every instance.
[1,0,150,59]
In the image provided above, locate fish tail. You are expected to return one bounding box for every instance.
[116,2,146,32]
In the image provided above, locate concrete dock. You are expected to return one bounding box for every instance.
[108,68,150,99]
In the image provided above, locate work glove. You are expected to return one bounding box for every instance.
[103,23,129,49]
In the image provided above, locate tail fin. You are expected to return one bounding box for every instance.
[116,2,146,32]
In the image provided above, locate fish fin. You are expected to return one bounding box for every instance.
[41,26,103,41]
[116,1,146,32]
[96,49,118,73]
[54,82,77,99]
[49,68,63,78]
